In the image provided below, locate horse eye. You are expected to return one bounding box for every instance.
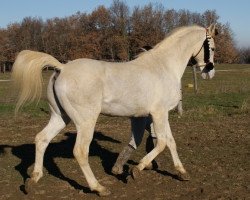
[211,48,215,51]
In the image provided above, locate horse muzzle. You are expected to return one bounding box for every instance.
[204,62,214,71]
[201,62,215,79]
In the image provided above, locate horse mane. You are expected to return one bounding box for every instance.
[153,25,202,50]
[133,25,204,67]
[136,25,203,59]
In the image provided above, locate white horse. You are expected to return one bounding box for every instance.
[12,24,217,196]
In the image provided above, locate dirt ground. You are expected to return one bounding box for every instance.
[0,111,249,200]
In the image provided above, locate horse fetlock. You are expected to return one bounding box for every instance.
[111,165,123,175]
[144,162,153,170]
[92,183,111,196]
[31,171,43,182]
[98,187,111,197]
[112,145,134,175]
[130,166,141,180]
[175,170,190,181]
[175,164,186,173]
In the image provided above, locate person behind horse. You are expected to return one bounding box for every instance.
[111,33,216,175]
[112,116,158,175]
[111,46,159,175]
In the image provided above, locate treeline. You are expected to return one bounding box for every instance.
[238,47,250,63]
[0,0,245,64]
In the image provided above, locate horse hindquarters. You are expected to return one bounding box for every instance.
[52,74,110,196]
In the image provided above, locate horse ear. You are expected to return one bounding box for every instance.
[207,23,219,37]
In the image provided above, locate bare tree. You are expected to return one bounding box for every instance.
[0,1,241,64]
[215,23,238,63]
[109,0,130,61]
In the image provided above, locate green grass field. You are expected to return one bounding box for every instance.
[181,64,250,120]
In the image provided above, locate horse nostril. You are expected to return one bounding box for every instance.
[205,62,214,71]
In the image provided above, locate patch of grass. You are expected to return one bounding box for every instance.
[0,71,52,118]
[19,101,50,118]
[0,104,14,114]
[0,72,11,80]
[0,101,49,118]
[181,92,249,120]
[173,64,250,120]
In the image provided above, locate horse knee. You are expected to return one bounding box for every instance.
[35,116,66,146]
[35,132,49,148]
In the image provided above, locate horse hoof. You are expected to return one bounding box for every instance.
[111,165,123,175]
[98,188,111,197]
[24,178,36,194]
[131,167,141,180]
[176,172,190,181]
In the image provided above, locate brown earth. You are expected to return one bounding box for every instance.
[0,112,249,200]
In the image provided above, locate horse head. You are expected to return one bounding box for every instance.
[192,24,218,79]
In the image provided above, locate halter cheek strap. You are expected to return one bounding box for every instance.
[192,28,212,64]
[206,28,212,39]
[192,29,207,59]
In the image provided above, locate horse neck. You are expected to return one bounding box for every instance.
[135,27,206,81]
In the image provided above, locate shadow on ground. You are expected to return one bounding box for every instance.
[0,131,121,194]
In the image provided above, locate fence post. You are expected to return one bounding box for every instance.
[177,83,183,116]
[1,63,6,73]
[192,66,198,93]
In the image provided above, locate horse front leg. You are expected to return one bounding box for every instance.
[163,118,190,180]
[131,111,189,181]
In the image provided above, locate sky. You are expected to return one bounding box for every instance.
[0,0,249,48]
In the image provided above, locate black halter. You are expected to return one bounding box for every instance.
[203,38,210,63]
[189,30,213,68]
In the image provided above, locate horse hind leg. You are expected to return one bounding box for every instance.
[72,114,111,196]
[25,110,68,193]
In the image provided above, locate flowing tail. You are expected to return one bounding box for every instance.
[11,50,64,114]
